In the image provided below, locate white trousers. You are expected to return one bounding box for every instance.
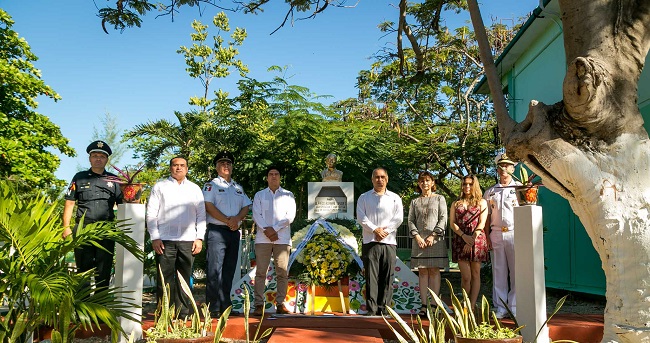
[490,229,516,315]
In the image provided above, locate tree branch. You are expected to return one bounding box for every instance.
[467,0,515,142]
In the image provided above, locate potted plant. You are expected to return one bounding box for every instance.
[510,164,543,205]
[434,280,523,342]
[104,164,145,203]
[145,270,272,343]
[144,268,229,343]
[384,279,576,343]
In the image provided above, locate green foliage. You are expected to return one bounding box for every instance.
[0,9,74,190]
[96,0,346,33]
[127,10,439,211]
[348,3,525,198]
[0,180,144,343]
[382,305,447,343]
[126,13,251,183]
[240,287,273,343]
[145,268,225,341]
[177,13,249,113]
[98,0,154,33]
[430,280,522,339]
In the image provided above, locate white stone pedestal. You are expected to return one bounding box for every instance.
[115,203,145,342]
[514,205,548,343]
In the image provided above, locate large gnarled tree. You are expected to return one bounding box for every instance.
[469,0,650,341]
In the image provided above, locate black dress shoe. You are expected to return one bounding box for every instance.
[210,311,221,318]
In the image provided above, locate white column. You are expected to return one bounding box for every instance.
[514,205,549,343]
[115,203,145,342]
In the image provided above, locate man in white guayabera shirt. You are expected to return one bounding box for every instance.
[357,167,404,316]
[251,165,296,316]
[147,156,207,317]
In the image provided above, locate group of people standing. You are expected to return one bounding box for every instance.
[63,141,296,318]
[63,140,519,319]
[409,153,519,318]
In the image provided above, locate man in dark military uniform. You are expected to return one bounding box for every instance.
[62,140,123,290]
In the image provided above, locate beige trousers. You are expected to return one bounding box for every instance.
[254,243,291,307]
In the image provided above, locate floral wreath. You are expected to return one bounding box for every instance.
[290,222,360,285]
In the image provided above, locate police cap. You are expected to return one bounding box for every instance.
[213,151,234,165]
[86,140,112,156]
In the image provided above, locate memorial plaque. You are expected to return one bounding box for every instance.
[308,182,354,220]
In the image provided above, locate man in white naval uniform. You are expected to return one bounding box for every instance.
[484,153,521,318]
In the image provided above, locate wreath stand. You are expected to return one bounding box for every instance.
[306,280,347,315]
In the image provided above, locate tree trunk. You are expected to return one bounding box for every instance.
[468,0,650,342]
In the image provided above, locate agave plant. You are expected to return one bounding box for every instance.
[384,279,580,343]
[0,180,144,343]
[429,279,522,339]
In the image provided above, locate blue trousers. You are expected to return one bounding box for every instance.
[206,224,240,313]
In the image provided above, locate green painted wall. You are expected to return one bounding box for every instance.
[509,24,565,120]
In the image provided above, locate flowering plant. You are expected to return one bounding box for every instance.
[291,222,361,285]
[507,164,543,205]
[510,164,543,187]
[103,164,146,203]
[104,164,144,184]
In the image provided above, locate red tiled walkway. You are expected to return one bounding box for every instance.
[268,327,383,343]
[141,312,604,342]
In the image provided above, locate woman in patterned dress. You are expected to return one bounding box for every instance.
[408,171,448,315]
[449,174,488,308]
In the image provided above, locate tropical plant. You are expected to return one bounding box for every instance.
[241,287,273,343]
[384,279,577,343]
[105,164,145,185]
[0,180,144,343]
[144,268,228,342]
[126,13,249,183]
[507,164,542,187]
[431,280,522,339]
[382,304,448,343]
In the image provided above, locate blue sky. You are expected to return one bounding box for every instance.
[3,0,537,182]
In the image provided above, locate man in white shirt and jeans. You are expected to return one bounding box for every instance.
[251,166,296,316]
[147,156,207,316]
[357,167,404,316]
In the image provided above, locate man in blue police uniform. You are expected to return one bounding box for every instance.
[63,140,123,290]
[203,151,252,317]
